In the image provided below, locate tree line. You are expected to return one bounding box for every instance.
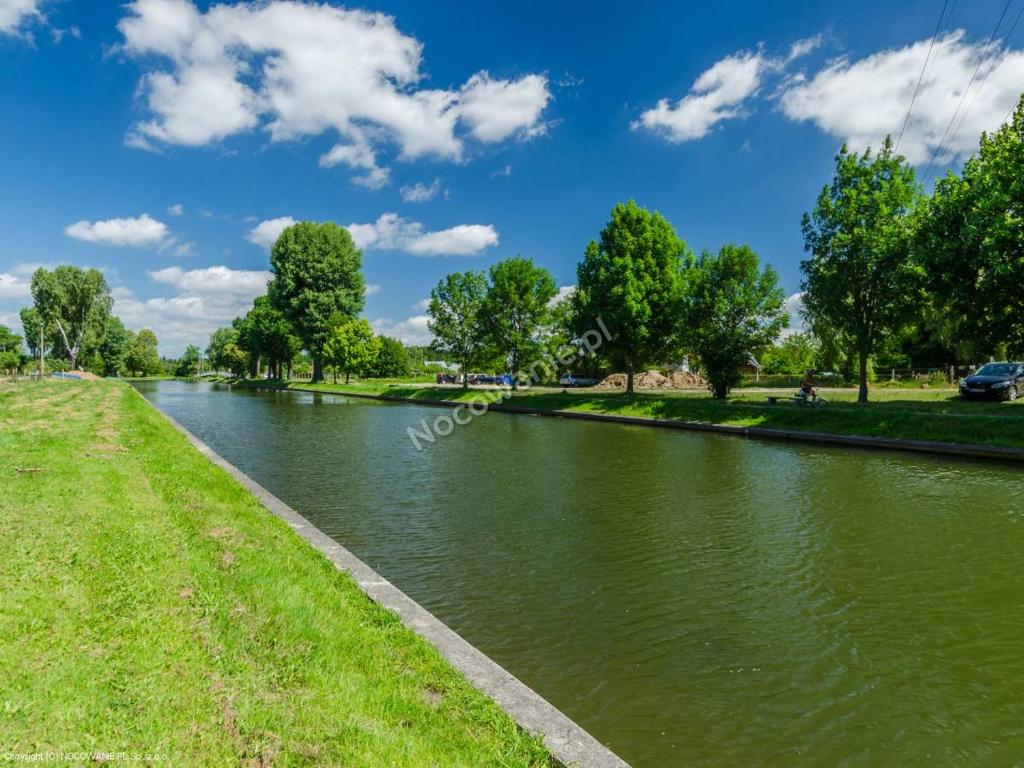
[5,95,1021,403]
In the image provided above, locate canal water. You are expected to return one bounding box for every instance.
[134,380,1024,767]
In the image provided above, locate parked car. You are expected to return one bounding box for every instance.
[468,373,496,385]
[494,373,515,387]
[435,373,457,384]
[559,373,598,387]
[959,362,1024,400]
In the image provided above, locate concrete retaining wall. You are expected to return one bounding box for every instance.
[139,392,630,768]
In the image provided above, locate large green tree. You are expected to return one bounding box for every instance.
[323,316,379,384]
[573,201,691,393]
[206,327,241,374]
[682,245,787,397]
[245,296,302,379]
[0,325,23,374]
[915,95,1024,358]
[268,221,364,382]
[97,315,130,377]
[124,328,161,377]
[427,271,488,389]
[175,344,201,378]
[30,266,112,371]
[367,336,411,379]
[479,256,556,388]
[801,138,923,403]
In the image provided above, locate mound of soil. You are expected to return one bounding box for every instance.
[66,370,101,381]
[596,369,707,390]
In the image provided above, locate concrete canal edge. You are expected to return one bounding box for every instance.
[292,386,1024,464]
[136,392,630,768]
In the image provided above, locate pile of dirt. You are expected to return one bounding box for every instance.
[596,370,671,389]
[65,370,101,381]
[596,369,706,390]
[668,371,706,389]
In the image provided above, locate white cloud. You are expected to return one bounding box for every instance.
[148,265,271,295]
[780,291,806,338]
[117,1,551,184]
[370,314,431,345]
[0,0,45,37]
[168,203,184,216]
[633,51,771,142]
[364,283,381,296]
[114,264,271,356]
[405,225,498,256]
[247,216,296,249]
[458,72,551,142]
[492,164,512,177]
[787,34,823,63]
[347,212,498,256]
[778,31,1024,164]
[550,284,575,307]
[64,213,169,247]
[0,271,31,299]
[400,178,443,203]
[412,297,430,311]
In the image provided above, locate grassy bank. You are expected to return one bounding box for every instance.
[267,379,1024,450]
[0,380,550,766]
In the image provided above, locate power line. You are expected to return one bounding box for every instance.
[943,0,1024,157]
[920,0,1014,182]
[896,0,954,151]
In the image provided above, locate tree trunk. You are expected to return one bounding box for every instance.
[511,349,519,390]
[345,370,350,384]
[39,325,44,379]
[311,356,324,383]
[858,349,869,404]
[626,357,635,395]
[333,368,337,384]
[462,358,469,390]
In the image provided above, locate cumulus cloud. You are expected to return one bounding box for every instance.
[0,271,31,299]
[149,265,271,295]
[633,51,772,142]
[167,203,184,216]
[370,314,431,345]
[550,284,575,307]
[114,264,270,356]
[0,0,45,37]
[400,178,443,203]
[246,216,296,249]
[347,212,498,256]
[364,283,381,296]
[117,1,551,184]
[780,291,807,338]
[778,31,1024,164]
[64,213,169,247]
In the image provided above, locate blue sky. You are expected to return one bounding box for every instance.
[2,0,1023,354]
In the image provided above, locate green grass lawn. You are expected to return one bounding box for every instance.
[0,380,550,767]
[277,379,1024,450]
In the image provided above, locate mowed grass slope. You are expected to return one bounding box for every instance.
[284,380,1024,450]
[0,380,550,767]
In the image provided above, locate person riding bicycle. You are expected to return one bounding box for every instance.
[798,370,817,402]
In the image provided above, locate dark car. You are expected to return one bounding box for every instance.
[959,362,1024,401]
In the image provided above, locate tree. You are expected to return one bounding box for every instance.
[801,138,922,403]
[268,221,364,382]
[682,245,787,398]
[0,325,23,375]
[367,336,411,379]
[246,296,302,379]
[323,316,379,384]
[97,316,130,377]
[479,256,556,388]
[30,266,112,371]
[427,271,488,389]
[206,327,240,374]
[915,94,1024,358]
[573,201,691,393]
[175,344,201,377]
[124,329,161,377]
[760,332,820,376]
